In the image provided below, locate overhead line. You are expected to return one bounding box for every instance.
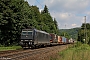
[35,0,43,7]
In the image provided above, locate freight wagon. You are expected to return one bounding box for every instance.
[57,36,62,44]
[62,37,67,44]
[50,33,58,45]
[69,38,74,44]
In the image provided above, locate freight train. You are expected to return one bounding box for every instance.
[20,28,74,48]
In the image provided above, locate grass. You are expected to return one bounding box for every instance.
[58,44,90,60]
[0,46,22,51]
[50,42,90,60]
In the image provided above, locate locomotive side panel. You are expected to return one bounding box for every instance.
[34,29,50,45]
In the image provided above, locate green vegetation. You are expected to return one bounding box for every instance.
[78,23,90,44]
[0,0,58,46]
[59,23,90,44]
[59,28,80,39]
[50,42,90,60]
[59,44,90,60]
[0,46,22,51]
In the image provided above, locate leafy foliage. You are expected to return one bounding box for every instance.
[0,0,58,46]
[59,28,80,39]
[77,23,90,44]
[59,44,90,60]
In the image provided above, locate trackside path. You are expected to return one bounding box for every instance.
[0,44,71,60]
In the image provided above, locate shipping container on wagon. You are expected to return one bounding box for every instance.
[62,37,67,44]
[56,35,58,43]
[69,38,74,44]
[66,38,69,44]
[58,36,62,44]
[50,33,58,43]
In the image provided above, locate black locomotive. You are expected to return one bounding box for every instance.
[20,28,51,48]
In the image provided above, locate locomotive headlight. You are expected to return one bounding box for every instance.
[26,36,28,37]
[29,42,30,44]
[25,40,29,41]
[30,40,32,41]
[21,40,23,41]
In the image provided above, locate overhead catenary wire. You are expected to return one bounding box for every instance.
[35,0,43,8]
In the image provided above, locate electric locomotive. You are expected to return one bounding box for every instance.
[20,28,51,48]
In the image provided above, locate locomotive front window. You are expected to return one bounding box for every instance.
[22,32,27,35]
[22,32,33,35]
[28,32,32,35]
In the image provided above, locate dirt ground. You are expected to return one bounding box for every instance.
[22,45,68,60]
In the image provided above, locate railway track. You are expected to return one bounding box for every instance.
[0,49,23,55]
[0,45,68,60]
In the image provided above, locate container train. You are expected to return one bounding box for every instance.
[20,28,74,48]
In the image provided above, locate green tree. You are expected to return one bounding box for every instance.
[0,0,29,46]
[29,6,41,29]
[0,0,15,46]
[41,5,49,14]
[0,1,59,46]
[54,18,58,29]
[78,23,90,44]
[41,5,58,34]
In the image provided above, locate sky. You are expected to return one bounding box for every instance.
[25,0,90,29]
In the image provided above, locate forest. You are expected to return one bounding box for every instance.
[59,27,80,40]
[0,0,58,46]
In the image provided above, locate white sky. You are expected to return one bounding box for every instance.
[25,0,90,29]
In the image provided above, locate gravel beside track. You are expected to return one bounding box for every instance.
[22,45,68,60]
[0,44,69,60]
